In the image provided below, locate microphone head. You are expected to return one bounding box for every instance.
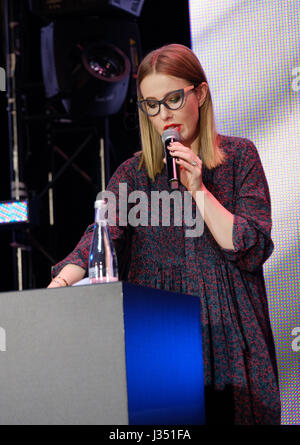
[161,127,182,145]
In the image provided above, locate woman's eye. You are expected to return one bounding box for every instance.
[167,93,181,104]
[146,101,158,109]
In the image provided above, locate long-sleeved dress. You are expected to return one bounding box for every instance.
[52,135,281,425]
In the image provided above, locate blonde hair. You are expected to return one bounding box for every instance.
[136,44,226,181]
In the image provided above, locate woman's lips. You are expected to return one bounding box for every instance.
[163,124,181,131]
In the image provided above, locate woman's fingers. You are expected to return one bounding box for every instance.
[175,157,198,173]
[167,144,199,167]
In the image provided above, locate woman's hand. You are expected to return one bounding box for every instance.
[163,142,204,192]
[162,141,234,250]
[47,264,85,288]
[47,276,69,288]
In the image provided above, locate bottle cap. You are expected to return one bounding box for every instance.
[94,199,107,209]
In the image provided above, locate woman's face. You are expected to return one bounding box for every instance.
[139,73,207,151]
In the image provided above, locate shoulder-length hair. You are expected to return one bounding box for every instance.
[136,44,226,181]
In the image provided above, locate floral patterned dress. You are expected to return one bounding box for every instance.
[52,135,281,425]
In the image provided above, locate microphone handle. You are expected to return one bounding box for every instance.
[164,137,180,190]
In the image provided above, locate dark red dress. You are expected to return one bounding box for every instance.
[52,135,281,424]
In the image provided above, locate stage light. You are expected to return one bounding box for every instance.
[70,42,130,118]
[0,201,29,226]
[83,43,127,79]
[0,199,40,228]
[40,17,140,119]
[30,0,145,18]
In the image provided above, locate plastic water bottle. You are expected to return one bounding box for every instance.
[88,199,119,284]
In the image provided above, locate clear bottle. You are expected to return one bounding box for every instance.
[88,199,119,284]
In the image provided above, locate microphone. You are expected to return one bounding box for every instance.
[162,127,182,190]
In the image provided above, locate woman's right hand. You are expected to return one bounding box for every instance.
[47,264,86,288]
[47,276,68,288]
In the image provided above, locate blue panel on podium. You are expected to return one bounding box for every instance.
[123,282,205,425]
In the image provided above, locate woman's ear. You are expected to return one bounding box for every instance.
[196,82,208,107]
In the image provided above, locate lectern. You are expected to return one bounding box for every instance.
[0,281,205,425]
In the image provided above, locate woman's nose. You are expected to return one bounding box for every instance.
[159,104,173,120]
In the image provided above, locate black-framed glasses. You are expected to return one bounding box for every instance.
[137,85,196,117]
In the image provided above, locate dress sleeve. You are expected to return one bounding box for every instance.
[219,140,274,272]
[51,158,135,280]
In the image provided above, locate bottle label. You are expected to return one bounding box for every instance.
[89,277,119,284]
[88,267,118,284]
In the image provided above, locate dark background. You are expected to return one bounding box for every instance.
[0,0,191,291]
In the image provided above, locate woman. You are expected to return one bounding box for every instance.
[48,44,281,425]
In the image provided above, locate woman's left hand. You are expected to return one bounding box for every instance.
[166,142,204,192]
